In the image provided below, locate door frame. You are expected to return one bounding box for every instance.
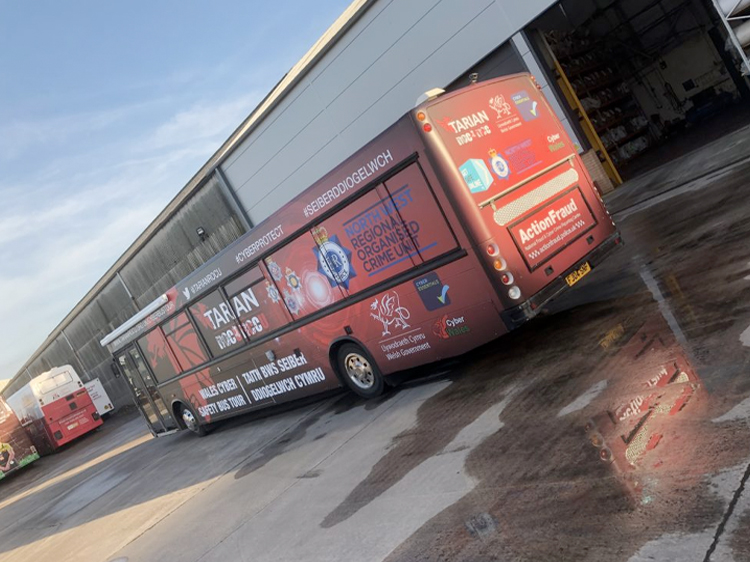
[114,346,178,436]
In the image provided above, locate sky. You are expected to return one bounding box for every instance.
[0,0,352,378]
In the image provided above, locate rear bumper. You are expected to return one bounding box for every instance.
[501,232,623,330]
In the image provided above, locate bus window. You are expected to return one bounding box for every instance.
[163,312,210,371]
[312,186,419,295]
[224,267,289,339]
[38,371,73,394]
[264,232,346,319]
[138,329,181,383]
[383,164,458,262]
[189,290,247,357]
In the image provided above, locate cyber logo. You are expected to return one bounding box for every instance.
[312,226,356,289]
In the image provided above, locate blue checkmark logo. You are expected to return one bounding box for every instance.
[413,273,451,310]
[437,285,450,304]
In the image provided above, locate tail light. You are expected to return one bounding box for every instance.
[500,272,514,286]
[493,258,507,271]
[487,243,499,256]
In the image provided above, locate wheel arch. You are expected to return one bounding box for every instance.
[170,399,188,430]
[328,335,374,385]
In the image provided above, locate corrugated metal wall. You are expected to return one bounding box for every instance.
[119,176,246,308]
[4,174,246,408]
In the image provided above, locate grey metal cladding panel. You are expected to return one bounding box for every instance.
[220,78,317,172]
[309,0,450,99]
[235,108,338,221]
[316,0,508,120]
[222,78,326,191]
[65,278,134,351]
[119,177,244,307]
[27,337,79,378]
[95,278,137,326]
[328,8,515,149]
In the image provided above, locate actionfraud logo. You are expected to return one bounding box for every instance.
[518,197,579,244]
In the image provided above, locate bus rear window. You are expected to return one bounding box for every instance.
[38,372,73,394]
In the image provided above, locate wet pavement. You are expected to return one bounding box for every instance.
[2,137,750,561]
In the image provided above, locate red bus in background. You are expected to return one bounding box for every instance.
[0,398,39,481]
[102,73,621,437]
[6,366,103,454]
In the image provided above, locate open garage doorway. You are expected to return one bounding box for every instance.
[526,0,750,184]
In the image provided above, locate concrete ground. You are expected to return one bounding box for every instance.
[3,129,750,562]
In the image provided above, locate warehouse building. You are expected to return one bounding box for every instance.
[5,0,749,408]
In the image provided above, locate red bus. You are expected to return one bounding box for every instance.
[6,366,103,454]
[0,398,39,481]
[101,74,620,436]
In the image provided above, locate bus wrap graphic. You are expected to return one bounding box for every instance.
[340,185,435,277]
[313,227,355,289]
[510,188,597,268]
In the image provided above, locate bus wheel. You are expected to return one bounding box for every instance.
[337,343,384,399]
[179,404,208,437]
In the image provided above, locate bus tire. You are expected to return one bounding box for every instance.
[336,343,385,399]
[178,403,208,437]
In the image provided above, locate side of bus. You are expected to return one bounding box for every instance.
[109,74,619,436]
[115,144,511,435]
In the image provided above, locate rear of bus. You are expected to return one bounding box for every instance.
[31,366,103,448]
[417,74,620,326]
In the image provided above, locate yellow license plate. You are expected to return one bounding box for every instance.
[565,262,592,287]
